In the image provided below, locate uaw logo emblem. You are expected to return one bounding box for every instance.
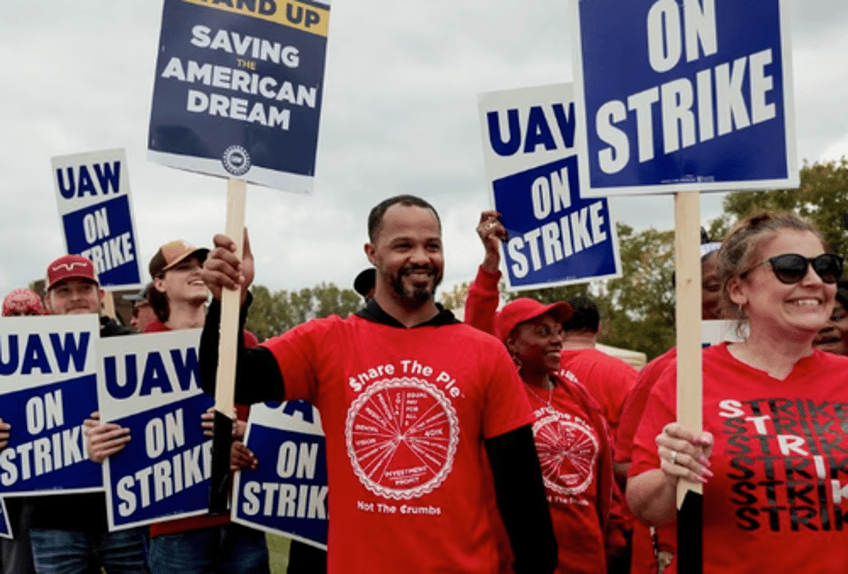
[222,145,251,176]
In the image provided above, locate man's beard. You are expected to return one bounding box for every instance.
[390,264,443,306]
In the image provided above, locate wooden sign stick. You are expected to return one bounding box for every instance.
[102,291,116,321]
[209,178,247,514]
[674,190,703,573]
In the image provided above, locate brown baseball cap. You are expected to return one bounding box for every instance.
[149,240,209,279]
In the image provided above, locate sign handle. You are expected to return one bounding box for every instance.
[209,178,246,514]
[102,291,116,321]
[674,191,703,573]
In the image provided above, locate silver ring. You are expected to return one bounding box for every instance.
[670,450,678,464]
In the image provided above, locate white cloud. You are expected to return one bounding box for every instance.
[0,0,844,304]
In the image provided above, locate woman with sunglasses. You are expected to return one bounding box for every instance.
[627,211,848,572]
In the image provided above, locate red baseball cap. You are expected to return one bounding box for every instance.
[494,298,573,343]
[45,255,98,291]
[149,240,209,279]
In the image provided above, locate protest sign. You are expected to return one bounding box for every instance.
[0,502,10,539]
[96,329,214,531]
[570,0,797,196]
[0,315,102,496]
[148,0,331,193]
[478,83,621,290]
[232,401,328,549]
[52,149,143,290]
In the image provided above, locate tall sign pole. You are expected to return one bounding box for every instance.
[674,191,703,569]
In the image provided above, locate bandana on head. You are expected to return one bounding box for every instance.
[2,288,44,317]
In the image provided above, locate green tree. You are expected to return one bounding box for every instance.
[599,224,677,358]
[720,158,848,255]
[442,223,678,360]
[245,283,363,341]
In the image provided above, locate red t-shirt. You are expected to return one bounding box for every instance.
[616,349,677,574]
[143,320,257,537]
[533,375,613,574]
[559,348,637,442]
[262,313,534,574]
[631,343,848,573]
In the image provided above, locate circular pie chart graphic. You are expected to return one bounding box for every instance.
[346,377,459,500]
[533,408,599,496]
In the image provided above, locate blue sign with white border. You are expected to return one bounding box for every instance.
[96,329,214,531]
[148,0,331,194]
[570,0,798,196]
[52,149,143,290]
[0,315,103,496]
[232,400,328,550]
[478,84,622,290]
[0,501,10,539]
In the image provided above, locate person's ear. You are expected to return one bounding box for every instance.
[364,242,377,266]
[726,277,746,308]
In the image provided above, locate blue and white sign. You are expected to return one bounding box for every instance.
[232,401,328,550]
[0,501,10,539]
[570,0,798,196]
[52,149,143,290]
[0,315,103,496]
[148,0,331,194]
[96,329,214,531]
[478,84,622,290]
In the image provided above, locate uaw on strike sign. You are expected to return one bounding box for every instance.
[0,316,103,496]
[52,149,143,290]
[570,0,797,196]
[478,84,622,291]
[232,401,328,549]
[96,330,214,531]
[148,0,331,193]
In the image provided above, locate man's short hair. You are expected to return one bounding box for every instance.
[367,195,441,242]
[562,295,600,333]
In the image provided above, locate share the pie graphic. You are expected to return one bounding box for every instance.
[533,407,598,495]
[346,377,459,500]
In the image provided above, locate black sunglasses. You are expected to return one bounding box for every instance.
[745,253,844,285]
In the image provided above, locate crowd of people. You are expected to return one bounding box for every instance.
[2,194,848,573]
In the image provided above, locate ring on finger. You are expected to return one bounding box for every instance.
[670,450,678,464]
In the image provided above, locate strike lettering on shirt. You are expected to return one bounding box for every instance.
[719,398,848,532]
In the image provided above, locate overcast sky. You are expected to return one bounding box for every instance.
[2,0,847,301]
